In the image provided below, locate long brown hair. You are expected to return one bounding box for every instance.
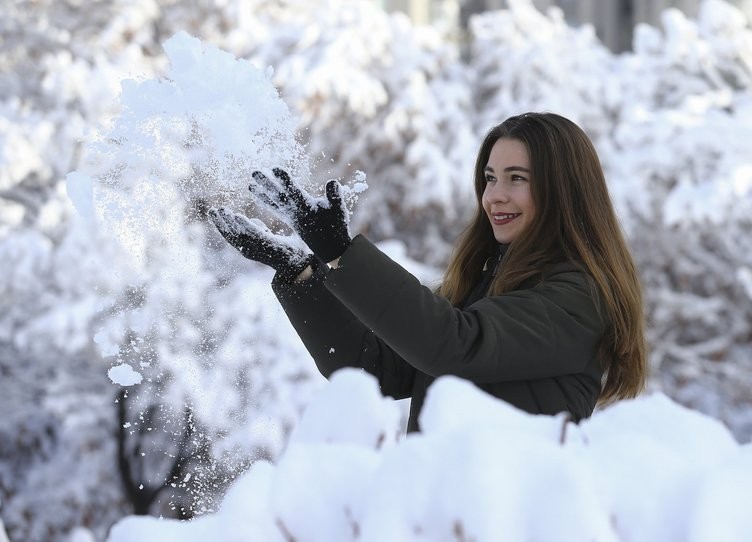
[439,112,646,403]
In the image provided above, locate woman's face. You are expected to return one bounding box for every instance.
[482,138,535,244]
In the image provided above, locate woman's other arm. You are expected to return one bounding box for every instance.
[272,258,417,399]
[325,236,607,383]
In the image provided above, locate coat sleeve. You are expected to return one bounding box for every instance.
[272,258,417,399]
[324,235,608,383]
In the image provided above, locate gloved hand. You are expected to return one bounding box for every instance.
[208,207,313,282]
[248,167,351,263]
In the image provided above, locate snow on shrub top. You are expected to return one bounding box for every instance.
[107,369,752,542]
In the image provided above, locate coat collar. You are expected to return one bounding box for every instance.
[482,243,509,273]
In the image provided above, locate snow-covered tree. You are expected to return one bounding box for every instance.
[468,0,616,141]
[0,3,158,539]
[234,0,478,264]
[605,1,752,439]
[0,342,128,542]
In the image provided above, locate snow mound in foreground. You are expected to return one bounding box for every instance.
[107,369,752,542]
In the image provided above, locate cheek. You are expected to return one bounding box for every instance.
[481,187,493,214]
[522,189,535,216]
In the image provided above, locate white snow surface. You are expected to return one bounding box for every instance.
[107,369,752,542]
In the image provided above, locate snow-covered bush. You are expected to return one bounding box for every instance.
[106,369,752,542]
[605,1,752,438]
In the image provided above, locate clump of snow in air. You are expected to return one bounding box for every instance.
[107,369,752,542]
[67,30,309,261]
[107,363,143,386]
[66,30,366,372]
[93,328,121,357]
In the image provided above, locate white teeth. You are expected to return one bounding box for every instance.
[494,213,518,220]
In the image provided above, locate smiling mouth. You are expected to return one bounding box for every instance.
[491,213,521,225]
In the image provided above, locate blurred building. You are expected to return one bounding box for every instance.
[374,0,752,51]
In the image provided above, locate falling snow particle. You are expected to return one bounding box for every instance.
[108,364,143,386]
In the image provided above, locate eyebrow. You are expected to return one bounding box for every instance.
[484,166,531,173]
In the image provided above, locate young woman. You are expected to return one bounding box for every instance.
[209,112,647,432]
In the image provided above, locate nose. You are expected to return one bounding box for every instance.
[487,179,510,203]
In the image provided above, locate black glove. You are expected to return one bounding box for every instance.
[248,167,352,263]
[208,207,313,281]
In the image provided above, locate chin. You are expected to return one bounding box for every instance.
[493,231,517,244]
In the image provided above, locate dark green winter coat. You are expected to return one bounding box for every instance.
[273,235,607,432]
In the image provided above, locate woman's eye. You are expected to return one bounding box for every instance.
[484,174,496,183]
[511,175,527,182]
